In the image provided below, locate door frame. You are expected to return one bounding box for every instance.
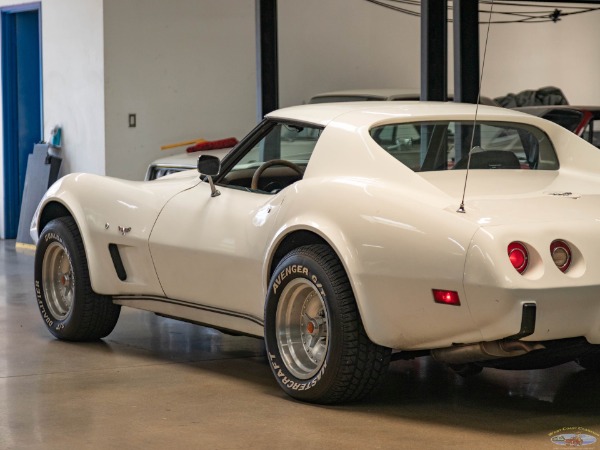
[1,2,43,238]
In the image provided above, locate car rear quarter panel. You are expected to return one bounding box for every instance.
[269,115,487,349]
[270,177,483,349]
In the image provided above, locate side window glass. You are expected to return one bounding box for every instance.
[222,122,322,192]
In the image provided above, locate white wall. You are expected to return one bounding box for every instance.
[479,9,600,104]
[0,0,105,237]
[278,0,420,107]
[103,0,257,180]
[42,0,106,176]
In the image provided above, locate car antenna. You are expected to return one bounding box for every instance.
[457,0,495,214]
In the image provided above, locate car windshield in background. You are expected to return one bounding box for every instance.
[541,109,584,133]
[370,121,559,172]
[309,93,499,106]
[147,166,189,180]
[310,95,385,103]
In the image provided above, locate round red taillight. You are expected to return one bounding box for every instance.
[508,242,528,274]
[550,239,572,272]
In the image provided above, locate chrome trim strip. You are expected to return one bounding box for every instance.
[113,295,264,326]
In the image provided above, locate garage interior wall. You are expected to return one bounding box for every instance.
[0,0,599,235]
[103,0,257,181]
[480,6,600,104]
[278,0,420,107]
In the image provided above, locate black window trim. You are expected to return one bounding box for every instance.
[215,118,324,184]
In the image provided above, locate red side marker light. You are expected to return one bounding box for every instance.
[432,289,461,306]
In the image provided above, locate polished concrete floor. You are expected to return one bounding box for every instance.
[2,240,600,449]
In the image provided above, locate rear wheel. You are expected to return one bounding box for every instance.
[34,217,120,340]
[264,244,391,404]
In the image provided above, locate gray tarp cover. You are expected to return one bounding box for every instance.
[495,86,569,108]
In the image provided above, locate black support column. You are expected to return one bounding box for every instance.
[256,0,279,121]
[453,0,480,161]
[420,0,447,101]
[453,0,480,104]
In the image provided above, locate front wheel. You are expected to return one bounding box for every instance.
[264,244,391,404]
[34,217,121,341]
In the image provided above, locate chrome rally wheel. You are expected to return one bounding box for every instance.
[34,217,121,341]
[276,278,329,379]
[264,244,391,404]
[42,241,75,320]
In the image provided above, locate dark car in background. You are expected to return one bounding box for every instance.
[515,106,600,149]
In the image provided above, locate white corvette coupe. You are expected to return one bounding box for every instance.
[32,102,600,404]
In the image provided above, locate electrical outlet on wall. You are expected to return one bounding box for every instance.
[128,114,136,128]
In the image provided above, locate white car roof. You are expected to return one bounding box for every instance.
[267,101,533,128]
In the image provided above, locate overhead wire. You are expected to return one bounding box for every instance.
[364,0,600,24]
[457,0,495,214]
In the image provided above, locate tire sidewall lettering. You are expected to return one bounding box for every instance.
[35,227,75,331]
[35,279,55,328]
[268,352,327,392]
[44,232,63,245]
[266,256,333,397]
[272,264,326,299]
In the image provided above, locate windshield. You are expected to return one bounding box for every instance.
[370,120,559,172]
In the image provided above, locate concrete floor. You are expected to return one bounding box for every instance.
[3,240,600,449]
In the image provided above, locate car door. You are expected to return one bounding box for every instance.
[148,120,322,327]
[149,181,284,324]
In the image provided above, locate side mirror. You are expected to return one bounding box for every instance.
[197,155,221,176]
[197,155,221,197]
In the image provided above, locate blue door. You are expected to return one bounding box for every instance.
[2,4,42,238]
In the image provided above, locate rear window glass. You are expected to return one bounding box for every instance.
[370,121,559,172]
